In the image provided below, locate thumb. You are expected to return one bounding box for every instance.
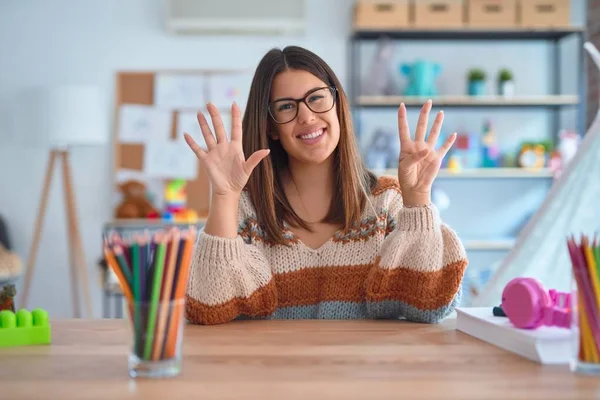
[244,149,270,174]
[400,148,429,170]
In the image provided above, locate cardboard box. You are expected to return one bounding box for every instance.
[519,0,570,28]
[413,0,465,29]
[467,0,517,27]
[354,0,411,29]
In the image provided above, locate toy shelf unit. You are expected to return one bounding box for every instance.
[348,21,586,306]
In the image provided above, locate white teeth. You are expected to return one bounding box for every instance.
[299,129,324,140]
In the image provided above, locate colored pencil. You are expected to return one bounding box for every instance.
[143,234,167,360]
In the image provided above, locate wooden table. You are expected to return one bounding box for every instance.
[1,318,599,399]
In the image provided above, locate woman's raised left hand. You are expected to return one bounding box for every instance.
[396,100,456,206]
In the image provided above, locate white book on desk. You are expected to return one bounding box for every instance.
[456,307,573,365]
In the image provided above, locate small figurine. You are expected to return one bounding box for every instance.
[163,179,198,223]
[0,284,16,312]
[481,120,501,168]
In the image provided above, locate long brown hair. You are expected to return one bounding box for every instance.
[242,46,377,245]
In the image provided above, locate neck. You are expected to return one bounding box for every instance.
[285,154,335,224]
[287,154,335,195]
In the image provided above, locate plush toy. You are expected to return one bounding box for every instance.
[400,60,441,97]
[551,130,581,178]
[0,244,23,283]
[114,180,158,219]
[0,284,16,312]
[362,38,400,96]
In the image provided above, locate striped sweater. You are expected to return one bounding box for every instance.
[185,176,468,325]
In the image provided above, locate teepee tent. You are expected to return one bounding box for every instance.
[473,42,600,307]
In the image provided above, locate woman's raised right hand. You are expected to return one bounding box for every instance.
[184,102,270,198]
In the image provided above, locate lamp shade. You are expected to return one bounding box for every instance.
[14,85,108,147]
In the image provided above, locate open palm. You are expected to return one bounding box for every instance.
[183,102,270,197]
[397,100,456,205]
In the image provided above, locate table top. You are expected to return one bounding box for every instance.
[1,318,599,400]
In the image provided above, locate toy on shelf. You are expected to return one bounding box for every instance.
[400,60,441,97]
[450,132,481,169]
[163,179,198,223]
[362,38,400,96]
[115,180,159,219]
[551,130,581,178]
[0,284,16,312]
[446,154,462,172]
[517,142,547,169]
[0,308,51,348]
[480,120,501,168]
[364,128,399,169]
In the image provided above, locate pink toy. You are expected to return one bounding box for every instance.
[501,277,571,329]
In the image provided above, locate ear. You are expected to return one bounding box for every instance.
[269,132,279,140]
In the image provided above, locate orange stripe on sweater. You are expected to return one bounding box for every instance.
[185,280,277,325]
[186,258,467,324]
[366,258,468,310]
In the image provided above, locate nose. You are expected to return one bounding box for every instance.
[296,101,316,124]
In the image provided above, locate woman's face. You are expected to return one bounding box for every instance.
[268,69,340,166]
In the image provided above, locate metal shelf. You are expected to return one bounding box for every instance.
[463,238,516,251]
[352,27,585,41]
[356,95,579,108]
[374,168,555,179]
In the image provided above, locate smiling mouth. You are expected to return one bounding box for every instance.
[297,128,326,140]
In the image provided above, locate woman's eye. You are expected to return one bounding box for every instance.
[308,95,324,102]
[278,103,294,112]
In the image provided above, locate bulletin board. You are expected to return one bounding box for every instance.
[112,69,254,219]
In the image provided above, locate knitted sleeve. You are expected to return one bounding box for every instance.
[365,183,468,323]
[185,192,277,325]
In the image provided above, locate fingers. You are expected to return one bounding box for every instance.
[437,132,457,158]
[397,103,411,145]
[183,132,207,160]
[197,111,217,150]
[415,100,432,142]
[206,102,228,144]
[400,148,430,170]
[427,110,444,146]
[244,149,270,174]
[230,102,242,142]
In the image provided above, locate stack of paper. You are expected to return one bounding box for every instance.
[456,307,573,364]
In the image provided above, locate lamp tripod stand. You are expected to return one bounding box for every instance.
[19,149,93,318]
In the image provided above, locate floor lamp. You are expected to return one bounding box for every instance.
[17,85,108,318]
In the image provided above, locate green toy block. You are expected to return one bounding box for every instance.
[0,308,51,348]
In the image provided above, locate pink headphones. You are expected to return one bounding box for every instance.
[501,277,571,329]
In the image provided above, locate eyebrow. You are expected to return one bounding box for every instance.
[272,86,324,102]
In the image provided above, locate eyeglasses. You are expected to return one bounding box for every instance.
[268,86,337,124]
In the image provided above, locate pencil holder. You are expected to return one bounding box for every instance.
[567,234,600,375]
[128,298,186,379]
[103,227,196,378]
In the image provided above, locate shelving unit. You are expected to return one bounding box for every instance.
[375,167,555,179]
[357,95,579,108]
[349,25,586,305]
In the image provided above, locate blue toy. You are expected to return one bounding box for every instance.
[400,60,441,97]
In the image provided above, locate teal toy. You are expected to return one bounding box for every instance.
[401,60,441,97]
[0,308,51,348]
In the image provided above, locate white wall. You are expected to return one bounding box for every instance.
[0,0,586,317]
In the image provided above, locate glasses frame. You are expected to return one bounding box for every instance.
[267,86,337,124]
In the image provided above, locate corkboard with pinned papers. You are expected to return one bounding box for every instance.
[112,69,253,219]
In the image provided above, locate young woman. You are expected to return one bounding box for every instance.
[183,46,468,325]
